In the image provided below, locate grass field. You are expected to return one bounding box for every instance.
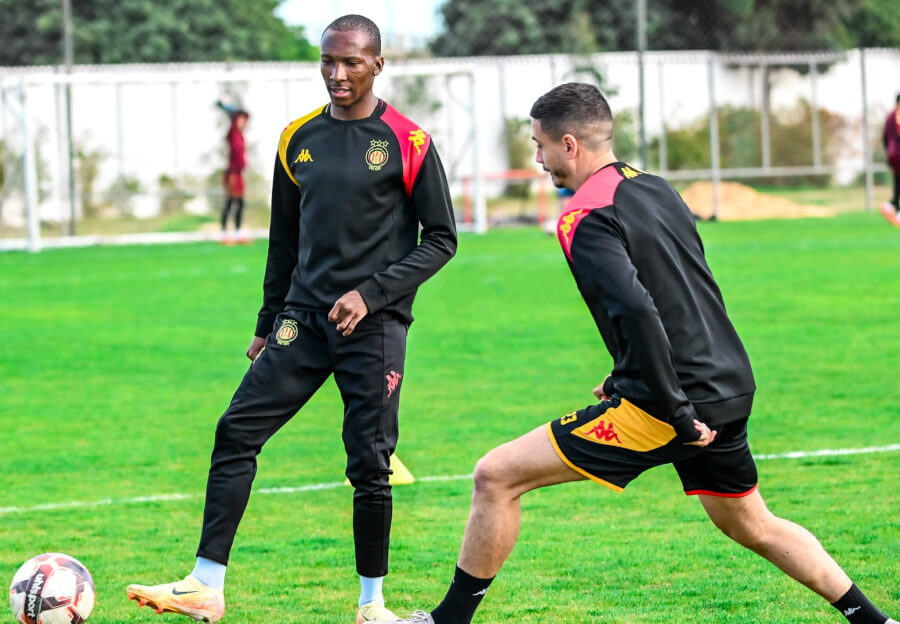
[1,212,899,624]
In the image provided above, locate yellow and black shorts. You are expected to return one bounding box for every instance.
[547,396,757,497]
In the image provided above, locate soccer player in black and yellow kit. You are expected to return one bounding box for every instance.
[375,84,897,624]
[126,15,457,624]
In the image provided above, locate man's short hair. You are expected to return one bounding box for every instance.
[323,14,382,57]
[530,83,613,148]
[896,92,900,105]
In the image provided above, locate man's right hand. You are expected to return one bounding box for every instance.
[247,336,266,361]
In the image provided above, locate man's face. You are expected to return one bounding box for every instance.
[532,118,572,190]
[320,29,383,115]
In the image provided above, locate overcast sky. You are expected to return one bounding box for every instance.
[276,0,446,45]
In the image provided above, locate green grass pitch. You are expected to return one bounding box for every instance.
[1,212,898,623]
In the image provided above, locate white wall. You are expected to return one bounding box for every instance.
[2,48,898,226]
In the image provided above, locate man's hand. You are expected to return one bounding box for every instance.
[328,290,369,336]
[685,419,717,447]
[247,336,266,361]
[592,375,612,401]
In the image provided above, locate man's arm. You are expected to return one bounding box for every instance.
[253,155,300,347]
[570,211,702,443]
[354,144,457,314]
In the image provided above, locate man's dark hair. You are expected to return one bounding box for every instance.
[323,14,382,56]
[530,83,613,149]
[896,92,900,105]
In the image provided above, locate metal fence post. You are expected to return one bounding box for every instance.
[860,48,873,212]
[21,81,41,252]
[707,53,721,221]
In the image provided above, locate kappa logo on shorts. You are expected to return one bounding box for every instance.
[386,370,402,398]
[581,419,622,444]
[275,319,299,346]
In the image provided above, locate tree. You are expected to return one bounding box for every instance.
[0,0,318,66]
[432,0,885,56]
[846,0,900,47]
[431,0,597,56]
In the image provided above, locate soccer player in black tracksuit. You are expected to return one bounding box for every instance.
[375,84,897,624]
[126,15,457,624]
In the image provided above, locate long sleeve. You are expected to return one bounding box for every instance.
[355,145,457,313]
[570,212,700,441]
[255,155,300,337]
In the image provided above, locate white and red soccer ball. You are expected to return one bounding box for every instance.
[9,553,94,624]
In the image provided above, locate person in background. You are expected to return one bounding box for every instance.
[882,93,900,217]
[217,100,250,244]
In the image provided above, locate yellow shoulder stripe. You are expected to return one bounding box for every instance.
[278,105,326,186]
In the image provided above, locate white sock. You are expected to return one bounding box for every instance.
[359,575,384,607]
[190,557,226,590]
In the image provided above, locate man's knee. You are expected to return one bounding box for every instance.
[346,453,392,496]
[472,448,516,497]
[214,410,242,446]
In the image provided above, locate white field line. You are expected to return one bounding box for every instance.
[1,446,897,516]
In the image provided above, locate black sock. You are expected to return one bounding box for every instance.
[831,583,889,624]
[430,565,494,624]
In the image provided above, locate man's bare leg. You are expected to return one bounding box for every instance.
[419,426,585,624]
[456,425,585,577]
[700,491,893,623]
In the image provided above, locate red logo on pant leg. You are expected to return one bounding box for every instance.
[386,371,402,398]
[584,420,622,444]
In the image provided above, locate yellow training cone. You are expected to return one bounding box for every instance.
[344,453,415,486]
[388,453,415,485]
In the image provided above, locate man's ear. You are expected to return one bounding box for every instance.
[374,57,384,75]
[563,133,578,158]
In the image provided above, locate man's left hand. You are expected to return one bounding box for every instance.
[328,290,369,336]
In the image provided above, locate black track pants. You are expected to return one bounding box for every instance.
[196,310,407,577]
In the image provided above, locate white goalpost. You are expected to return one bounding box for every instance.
[0,63,485,252]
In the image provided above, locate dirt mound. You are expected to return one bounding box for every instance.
[681,181,835,220]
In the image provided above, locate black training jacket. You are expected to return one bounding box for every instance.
[256,99,457,337]
[557,162,755,442]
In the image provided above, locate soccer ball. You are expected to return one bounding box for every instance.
[9,553,95,624]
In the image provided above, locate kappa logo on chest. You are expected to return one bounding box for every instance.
[293,148,314,164]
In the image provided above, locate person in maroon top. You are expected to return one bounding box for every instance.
[882,93,900,215]
[374,83,897,624]
[217,105,250,243]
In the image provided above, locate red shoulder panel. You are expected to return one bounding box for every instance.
[381,102,431,196]
[557,166,624,260]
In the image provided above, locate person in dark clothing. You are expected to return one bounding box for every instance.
[216,101,250,243]
[373,84,897,624]
[126,14,456,624]
[882,93,900,216]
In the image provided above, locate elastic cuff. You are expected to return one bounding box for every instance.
[255,314,276,338]
[672,416,702,442]
[602,376,614,397]
[356,279,387,314]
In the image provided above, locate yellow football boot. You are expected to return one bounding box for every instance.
[126,576,225,622]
